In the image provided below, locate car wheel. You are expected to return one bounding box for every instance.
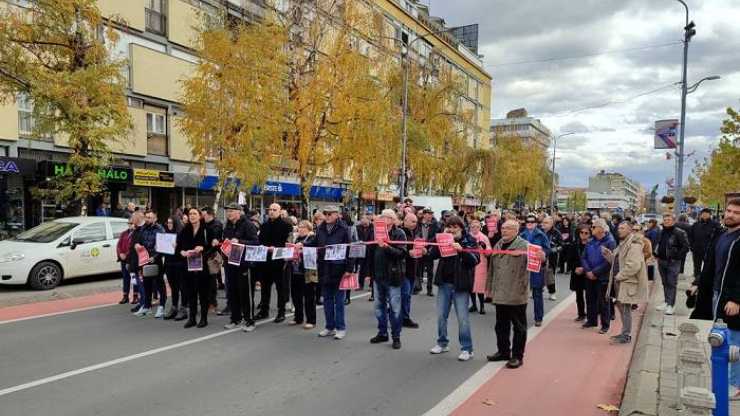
[29,261,63,290]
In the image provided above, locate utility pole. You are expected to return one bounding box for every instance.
[674,0,695,216]
[551,132,574,212]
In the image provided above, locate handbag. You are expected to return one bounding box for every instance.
[339,272,360,290]
[142,263,160,278]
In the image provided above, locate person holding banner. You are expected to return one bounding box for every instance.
[417,208,440,296]
[428,216,479,362]
[222,204,259,332]
[486,219,530,369]
[256,203,294,323]
[519,215,550,326]
[290,221,318,329]
[300,205,353,340]
[176,208,211,328]
[127,212,146,314]
[370,209,408,350]
[468,219,491,315]
[401,213,421,328]
[355,213,375,295]
[133,210,166,318]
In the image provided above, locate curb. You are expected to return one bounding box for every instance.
[0,281,121,309]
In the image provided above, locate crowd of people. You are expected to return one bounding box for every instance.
[112,197,738,377]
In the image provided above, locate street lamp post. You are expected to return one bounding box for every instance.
[399,28,454,201]
[551,132,575,212]
[674,0,694,216]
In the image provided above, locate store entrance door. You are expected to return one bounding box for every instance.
[151,188,177,223]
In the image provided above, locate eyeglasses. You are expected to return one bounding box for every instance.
[579,231,590,235]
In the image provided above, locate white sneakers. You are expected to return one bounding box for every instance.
[318,329,336,337]
[664,305,675,315]
[241,322,256,332]
[458,351,474,361]
[154,306,165,319]
[429,345,450,354]
[334,330,347,340]
[548,293,558,301]
[656,303,667,311]
[224,321,240,330]
[133,307,150,317]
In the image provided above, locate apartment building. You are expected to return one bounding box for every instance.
[490,108,552,150]
[586,170,644,213]
[0,0,492,234]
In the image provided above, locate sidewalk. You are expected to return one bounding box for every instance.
[452,295,644,416]
[620,271,740,416]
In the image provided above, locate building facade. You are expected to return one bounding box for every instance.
[587,170,643,213]
[0,0,492,235]
[490,108,552,150]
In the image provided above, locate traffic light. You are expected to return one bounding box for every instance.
[685,21,696,41]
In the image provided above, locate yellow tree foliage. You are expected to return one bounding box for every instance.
[689,107,740,206]
[281,1,399,198]
[179,13,288,204]
[0,0,130,206]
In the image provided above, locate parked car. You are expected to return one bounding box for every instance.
[0,217,128,290]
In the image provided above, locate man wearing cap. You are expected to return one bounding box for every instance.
[302,205,354,339]
[417,207,440,295]
[581,218,617,333]
[689,208,721,279]
[256,203,293,322]
[222,204,260,332]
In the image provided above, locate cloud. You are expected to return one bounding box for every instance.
[425,0,739,189]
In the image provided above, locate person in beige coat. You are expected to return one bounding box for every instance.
[485,220,530,369]
[604,222,649,344]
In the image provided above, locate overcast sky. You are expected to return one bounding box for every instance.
[427,0,740,192]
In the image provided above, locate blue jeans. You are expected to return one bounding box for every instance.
[322,285,346,331]
[401,278,412,320]
[374,281,402,339]
[532,286,544,322]
[120,263,131,295]
[436,283,473,353]
[713,291,740,388]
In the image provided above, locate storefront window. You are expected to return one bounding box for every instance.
[0,174,25,240]
[119,186,150,209]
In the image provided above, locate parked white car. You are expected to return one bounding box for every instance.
[0,216,128,290]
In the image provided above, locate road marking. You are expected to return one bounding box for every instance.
[0,303,118,325]
[0,291,371,398]
[422,292,577,416]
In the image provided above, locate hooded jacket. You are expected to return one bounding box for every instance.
[430,231,480,292]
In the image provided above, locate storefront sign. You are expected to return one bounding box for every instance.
[49,162,131,183]
[360,192,376,201]
[464,198,481,207]
[0,159,20,174]
[251,181,301,196]
[310,185,346,201]
[377,192,395,202]
[133,169,175,188]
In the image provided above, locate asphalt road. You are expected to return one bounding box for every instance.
[0,274,570,416]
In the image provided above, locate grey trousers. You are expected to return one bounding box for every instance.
[618,303,632,337]
[658,259,680,306]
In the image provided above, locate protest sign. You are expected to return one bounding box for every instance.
[435,233,456,257]
[220,239,233,256]
[302,247,318,270]
[136,245,150,266]
[374,218,389,243]
[187,253,203,272]
[348,243,366,258]
[410,238,425,258]
[244,245,268,262]
[527,244,543,273]
[155,233,176,255]
[272,247,295,260]
[228,243,245,266]
[324,244,348,261]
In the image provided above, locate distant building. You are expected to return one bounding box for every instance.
[587,170,641,212]
[556,186,587,211]
[490,108,552,150]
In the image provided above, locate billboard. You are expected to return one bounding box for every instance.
[654,119,679,149]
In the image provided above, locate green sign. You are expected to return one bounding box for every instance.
[51,163,130,183]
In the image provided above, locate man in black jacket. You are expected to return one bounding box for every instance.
[370,209,408,349]
[201,207,224,312]
[654,213,690,315]
[689,208,722,278]
[689,198,740,399]
[417,208,439,295]
[222,205,260,332]
[401,212,420,328]
[257,203,293,322]
[355,213,375,291]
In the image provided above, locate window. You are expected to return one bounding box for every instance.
[110,221,129,238]
[147,113,166,135]
[146,0,167,36]
[73,222,107,244]
[17,93,35,136]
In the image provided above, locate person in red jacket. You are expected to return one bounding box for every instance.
[117,218,136,304]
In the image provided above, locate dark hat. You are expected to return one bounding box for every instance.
[423,207,434,214]
[224,204,241,210]
[700,208,712,214]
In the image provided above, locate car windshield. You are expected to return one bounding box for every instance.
[12,221,79,243]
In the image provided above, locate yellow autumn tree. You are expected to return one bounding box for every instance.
[0,0,130,208]
[279,0,399,202]
[179,10,288,207]
[689,107,740,205]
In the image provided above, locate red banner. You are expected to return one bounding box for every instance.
[435,233,456,257]
[374,218,389,243]
[527,244,543,273]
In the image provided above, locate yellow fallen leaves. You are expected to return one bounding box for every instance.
[597,403,620,412]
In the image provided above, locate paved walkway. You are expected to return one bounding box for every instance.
[451,296,643,416]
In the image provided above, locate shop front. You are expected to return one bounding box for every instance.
[0,157,36,240]
[129,169,176,222]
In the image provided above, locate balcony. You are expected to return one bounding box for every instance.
[147,133,168,156]
[145,8,167,36]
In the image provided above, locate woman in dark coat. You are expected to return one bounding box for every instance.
[176,208,211,328]
[164,215,187,321]
[557,217,575,273]
[570,224,591,321]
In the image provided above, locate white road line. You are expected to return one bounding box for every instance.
[422,292,577,416]
[0,303,118,325]
[0,291,371,398]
